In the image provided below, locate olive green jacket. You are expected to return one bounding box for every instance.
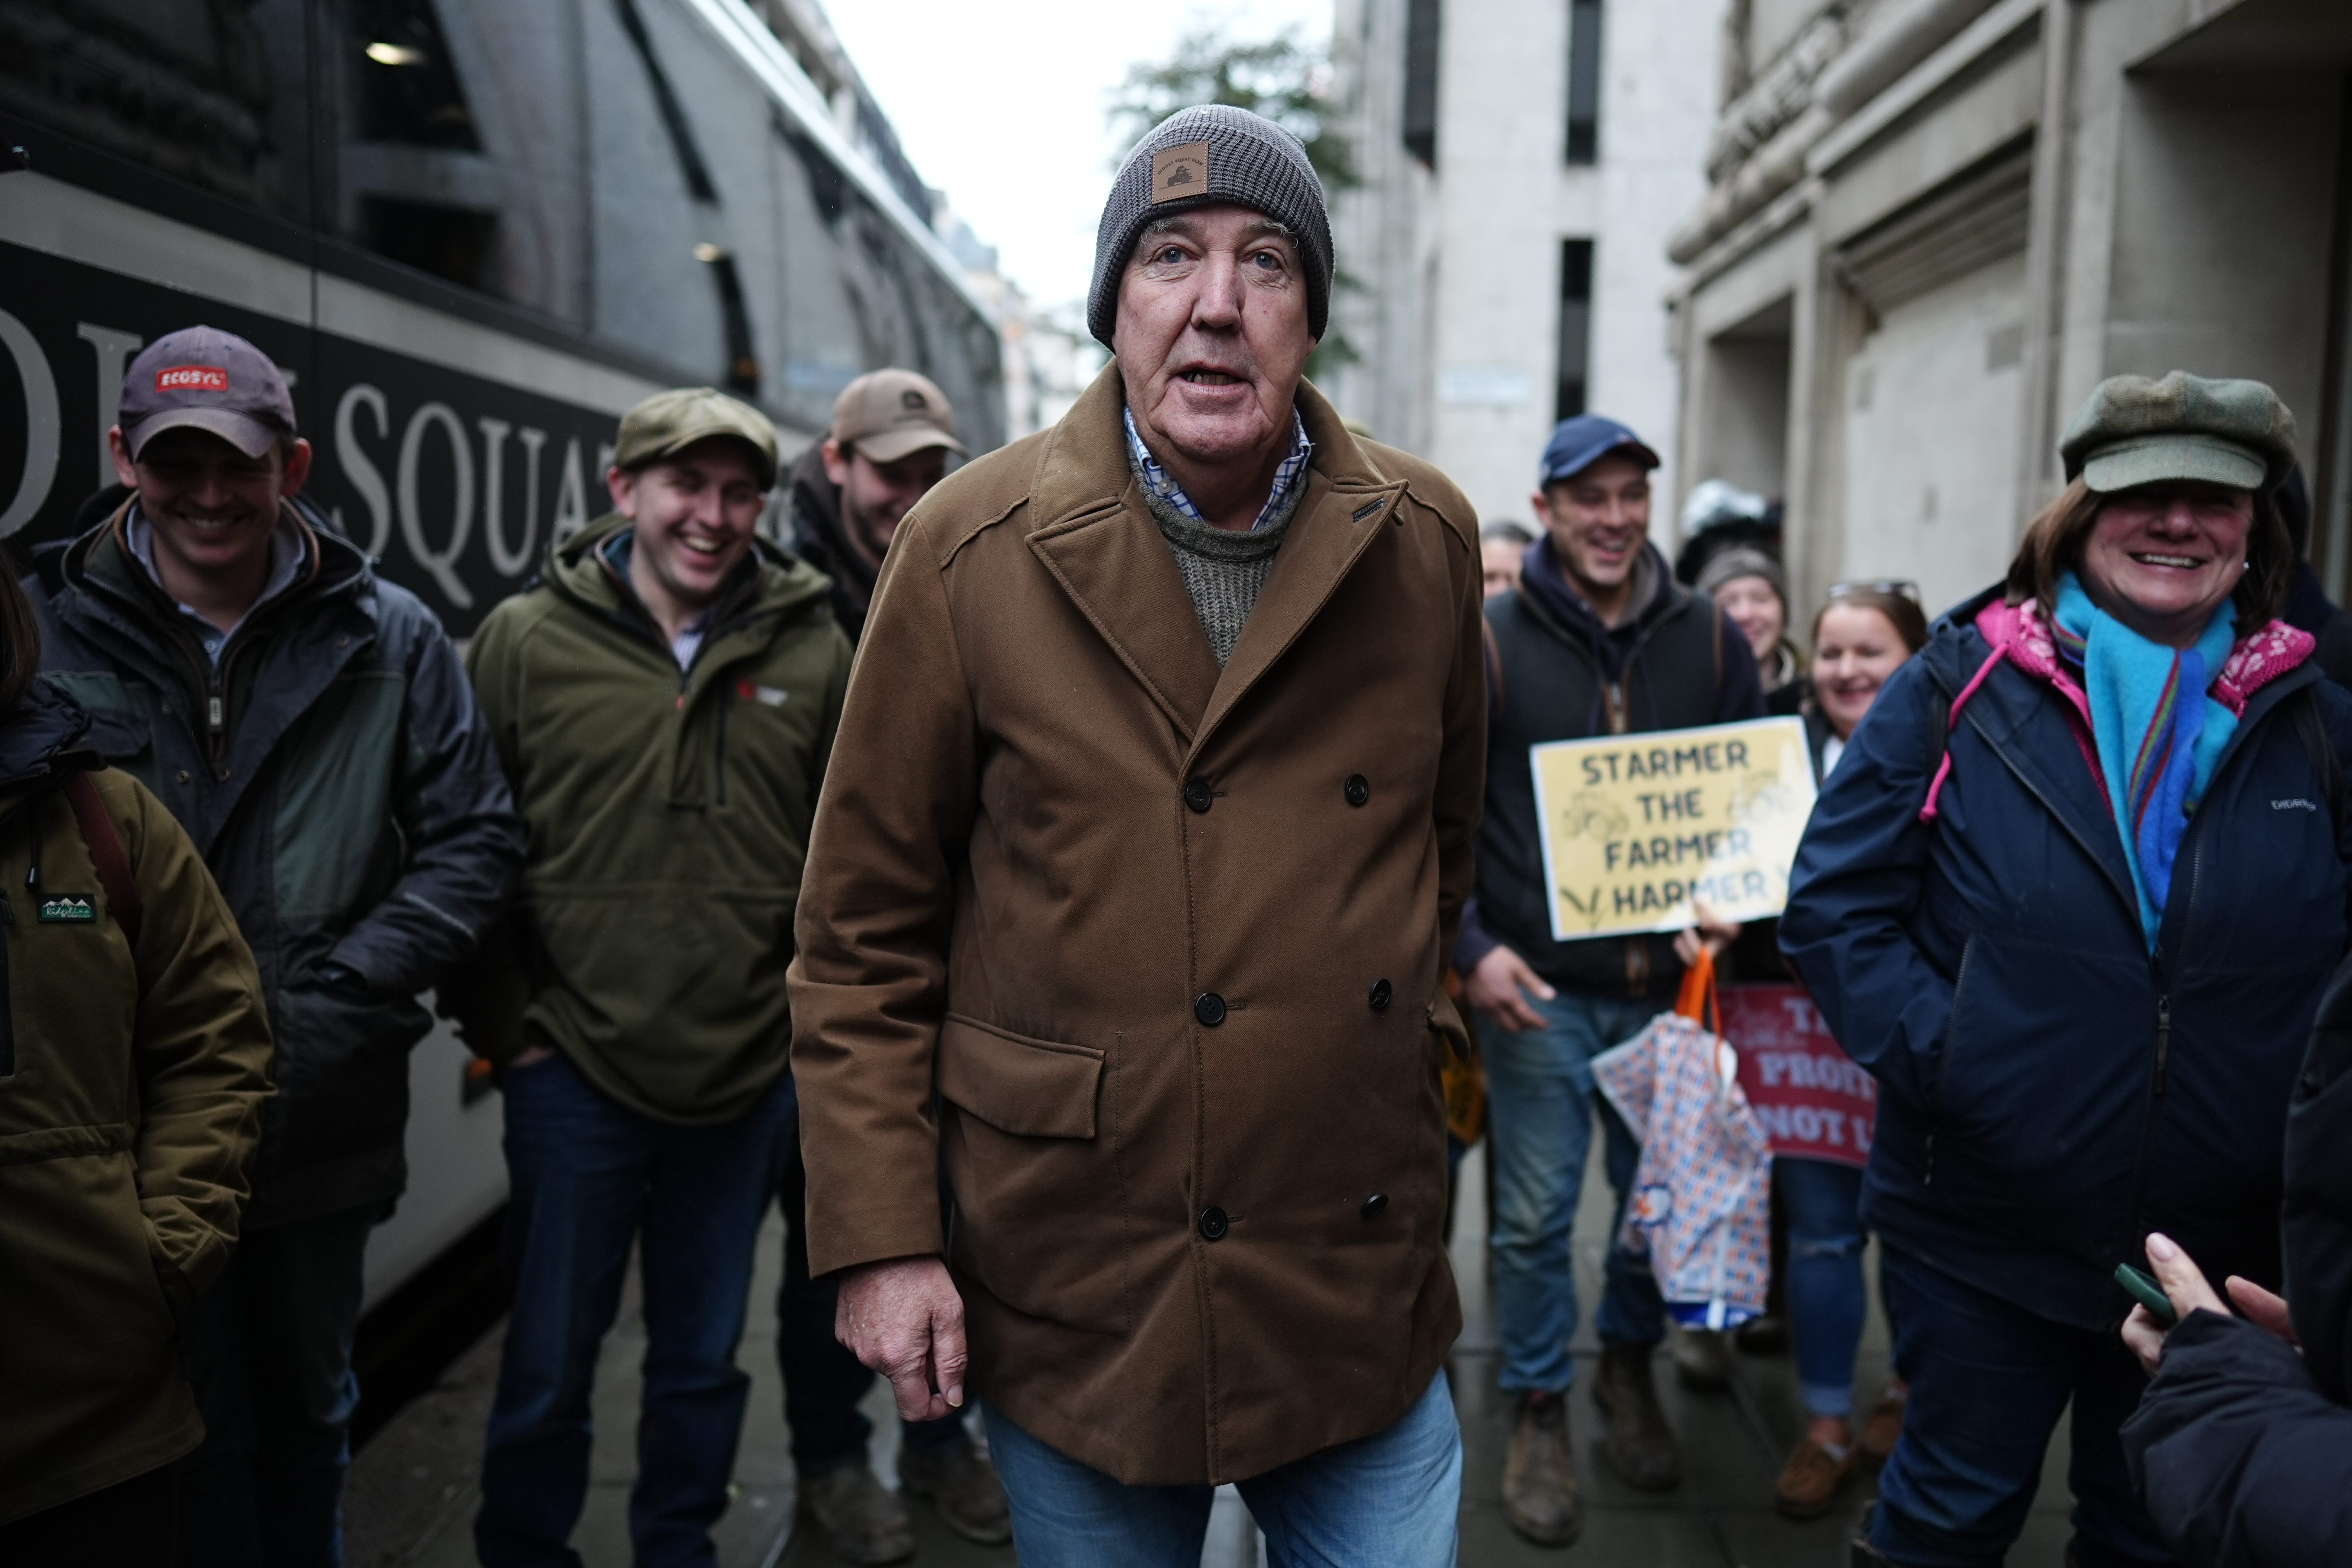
[0,685,272,1525]
[456,517,851,1122]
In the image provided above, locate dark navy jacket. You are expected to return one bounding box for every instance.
[2121,952,2352,1566]
[29,499,524,1227]
[1782,585,2352,1329]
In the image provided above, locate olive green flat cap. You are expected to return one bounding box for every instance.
[2060,370,2296,495]
[612,386,780,491]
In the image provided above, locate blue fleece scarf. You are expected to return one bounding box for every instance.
[2053,572,2238,947]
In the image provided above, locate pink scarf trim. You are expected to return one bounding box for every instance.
[1916,599,2313,823]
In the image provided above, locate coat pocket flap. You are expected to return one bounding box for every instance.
[937,1014,1104,1139]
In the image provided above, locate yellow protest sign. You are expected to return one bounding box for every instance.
[1529,716,1818,941]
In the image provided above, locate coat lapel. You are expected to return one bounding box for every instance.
[1026,366,1221,738]
[1030,501,1223,739]
[1192,466,1404,758]
[1962,654,2143,923]
[1190,383,1406,757]
[1023,369,1410,750]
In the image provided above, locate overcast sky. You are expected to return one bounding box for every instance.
[826,0,1333,312]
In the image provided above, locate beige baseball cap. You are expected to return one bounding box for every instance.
[832,370,966,464]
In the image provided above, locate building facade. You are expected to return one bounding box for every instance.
[1670,0,2352,621]
[1327,0,1729,529]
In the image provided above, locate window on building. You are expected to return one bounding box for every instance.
[1566,0,1603,165]
[1403,0,1441,166]
[1557,239,1594,420]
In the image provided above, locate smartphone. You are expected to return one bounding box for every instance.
[2115,1263,2179,1329]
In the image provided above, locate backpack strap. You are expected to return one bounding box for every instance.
[62,769,142,949]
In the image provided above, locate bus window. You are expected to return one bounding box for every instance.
[0,0,316,226]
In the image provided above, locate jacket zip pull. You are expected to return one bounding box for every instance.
[1922,1132,1934,1187]
[2153,995,2172,1097]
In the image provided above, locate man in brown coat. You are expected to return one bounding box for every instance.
[787,105,1484,1565]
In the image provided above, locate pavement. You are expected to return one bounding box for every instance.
[345,1141,2074,1567]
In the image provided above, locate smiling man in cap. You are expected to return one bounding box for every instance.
[452,385,856,1567]
[1459,411,1766,1546]
[29,323,524,1568]
[787,104,1485,1564]
[788,370,967,645]
[781,369,1010,1560]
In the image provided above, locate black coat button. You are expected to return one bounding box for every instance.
[1195,992,1227,1027]
[1362,1193,1388,1219]
[1344,773,1370,807]
[1184,779,1214,813]
[1369,978,1392,1012]
[1199,1207,1230,1240]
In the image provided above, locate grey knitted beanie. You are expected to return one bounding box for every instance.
[1087,104,1334,348]
[1694,546,1787,609]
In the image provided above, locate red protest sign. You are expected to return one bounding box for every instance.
[1721,983,1876,1170]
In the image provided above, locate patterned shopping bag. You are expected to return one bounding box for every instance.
[1590,950,1774,1330]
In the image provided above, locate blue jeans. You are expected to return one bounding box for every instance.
[178,1202,381,1568]
[983,1369,1462,1567]
[1482,989,1667,1393]
[476,1053,790,1568]
[1872,1246,2176,1567]
[772,1070,967,1474]
[1779,1157,1868,1418]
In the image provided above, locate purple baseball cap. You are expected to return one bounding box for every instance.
[118,326,297,459]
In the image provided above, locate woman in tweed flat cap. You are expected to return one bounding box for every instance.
[1783,371,2352,1568]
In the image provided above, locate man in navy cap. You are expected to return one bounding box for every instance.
[27,325,523,1568]
[1459,415,1764,1546]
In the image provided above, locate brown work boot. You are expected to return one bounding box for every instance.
[1593,1343,1683,1491]
[1505,1401,1580,1542]
[1858,1382,1908,1470]
[897,1437,1014,1546]
[1501,1391,1580,1546]
[797,1463,916,1565]
[1774,1436,1858,1518]
[1671,1326,1730,1390]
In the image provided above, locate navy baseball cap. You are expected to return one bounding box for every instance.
[118,326,297,460]
[1538,414,1660,488]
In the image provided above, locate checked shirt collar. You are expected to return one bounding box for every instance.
[1124,405,1313,533]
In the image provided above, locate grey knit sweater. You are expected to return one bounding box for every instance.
[1126,446,1306,665]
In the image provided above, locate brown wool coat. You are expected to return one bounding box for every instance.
[787,368,1485,1485]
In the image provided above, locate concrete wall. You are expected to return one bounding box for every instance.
[1671,0,2352,625]
[1329,0,1725,533]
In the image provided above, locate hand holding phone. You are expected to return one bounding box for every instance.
[2114,1263,2178,1329]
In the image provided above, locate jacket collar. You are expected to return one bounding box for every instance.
[1922,585,2324,939]
[543,513,834,663]
[789,443,879,610]
[1515,537,1684,676]
[1924,592,2139,919]
[67,493,358,632]
[0,681,94,803]
[1022,363,1409,749]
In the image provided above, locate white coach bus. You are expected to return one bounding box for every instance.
[0,0,1001,1424]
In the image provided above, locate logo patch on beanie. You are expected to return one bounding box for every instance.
[1151,142,1211,202]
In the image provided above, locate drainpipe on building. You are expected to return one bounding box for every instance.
[2011,0,2079,533]
[1668,0,2010,264]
